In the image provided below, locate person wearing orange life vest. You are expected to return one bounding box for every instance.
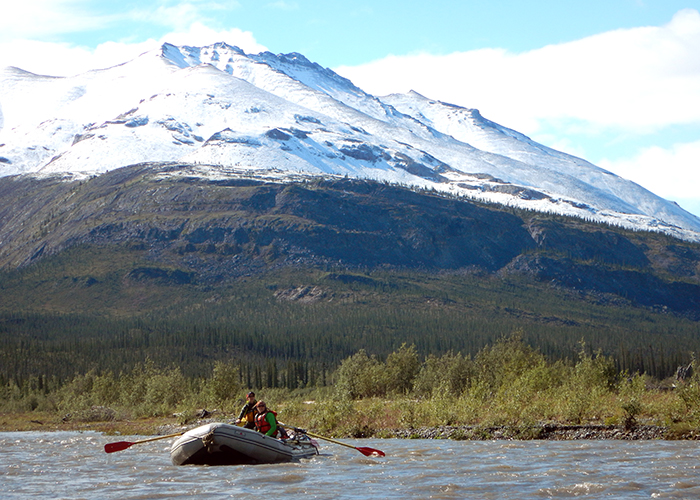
[234,392,257,429]
[254,400,287,438]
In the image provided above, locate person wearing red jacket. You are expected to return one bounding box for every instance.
[254,400,287,439]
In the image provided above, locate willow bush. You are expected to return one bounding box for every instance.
[333,349,385,399]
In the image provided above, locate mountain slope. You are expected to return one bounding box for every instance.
[1,42,699,242]
[0,163,698,316]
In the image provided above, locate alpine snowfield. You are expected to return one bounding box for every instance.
[1,42,699,241]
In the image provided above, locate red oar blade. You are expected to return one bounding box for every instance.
[104,441,134,453]
[356,446,385,457]
[104,432,183,454]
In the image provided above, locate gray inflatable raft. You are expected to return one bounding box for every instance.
[170,422,319,465]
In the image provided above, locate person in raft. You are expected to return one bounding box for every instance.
[254,400,288,439]
[234,391,257,429]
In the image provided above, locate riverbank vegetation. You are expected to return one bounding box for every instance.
[2,336,699,438]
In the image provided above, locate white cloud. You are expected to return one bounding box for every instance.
[0,0,111,41]
[0,0,243,42]
[599,141,700,202]
[0,0,259,75]
[142,1,242,31]
[0,24,266,77]
[0,39,154,75]
[334,8,700,137]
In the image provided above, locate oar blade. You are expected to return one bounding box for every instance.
[104,441,133,453]
[356,446,385,457]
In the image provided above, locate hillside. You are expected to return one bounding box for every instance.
[1,163,699,384]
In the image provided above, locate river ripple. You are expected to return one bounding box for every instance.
[2,431,699,499]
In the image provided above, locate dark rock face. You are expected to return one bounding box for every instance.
[265,181,534,270]
[0,162,699,317]
[503,254,700,319]
[526,219,650,268]
[127,267,194,285]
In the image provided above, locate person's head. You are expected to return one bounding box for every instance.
[246,391,256,402]
[255,400,267,413]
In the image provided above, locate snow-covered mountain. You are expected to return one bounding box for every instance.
[1,42,699,241]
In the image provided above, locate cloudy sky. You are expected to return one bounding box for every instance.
[1,0,699,218]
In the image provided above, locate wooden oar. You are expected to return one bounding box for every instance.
[282,423,385,457]
[104,431,184,454]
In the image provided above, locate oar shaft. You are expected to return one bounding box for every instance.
[304,430,357,450]
[280,422,384,456]
[104,431,184,453]
[131,432,184,445]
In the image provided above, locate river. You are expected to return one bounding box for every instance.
[2,431,699,499]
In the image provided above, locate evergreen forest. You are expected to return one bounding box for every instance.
[2,262,699,389]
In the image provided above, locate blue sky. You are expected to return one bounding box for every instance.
[1,0,699,217]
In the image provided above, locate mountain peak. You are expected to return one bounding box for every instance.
[1,43,699,241]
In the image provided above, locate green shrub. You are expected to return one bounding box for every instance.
[473,333,546,394]
[414,351,473,397]
[205,361,241,412]
[333,349,387,399]
[675,372,700,424]
[573,343,619,391]
[385,343,420,395]
[308,398,357,434]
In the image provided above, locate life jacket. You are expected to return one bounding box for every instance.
[243,404,256,423]
[255,410,278,436]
